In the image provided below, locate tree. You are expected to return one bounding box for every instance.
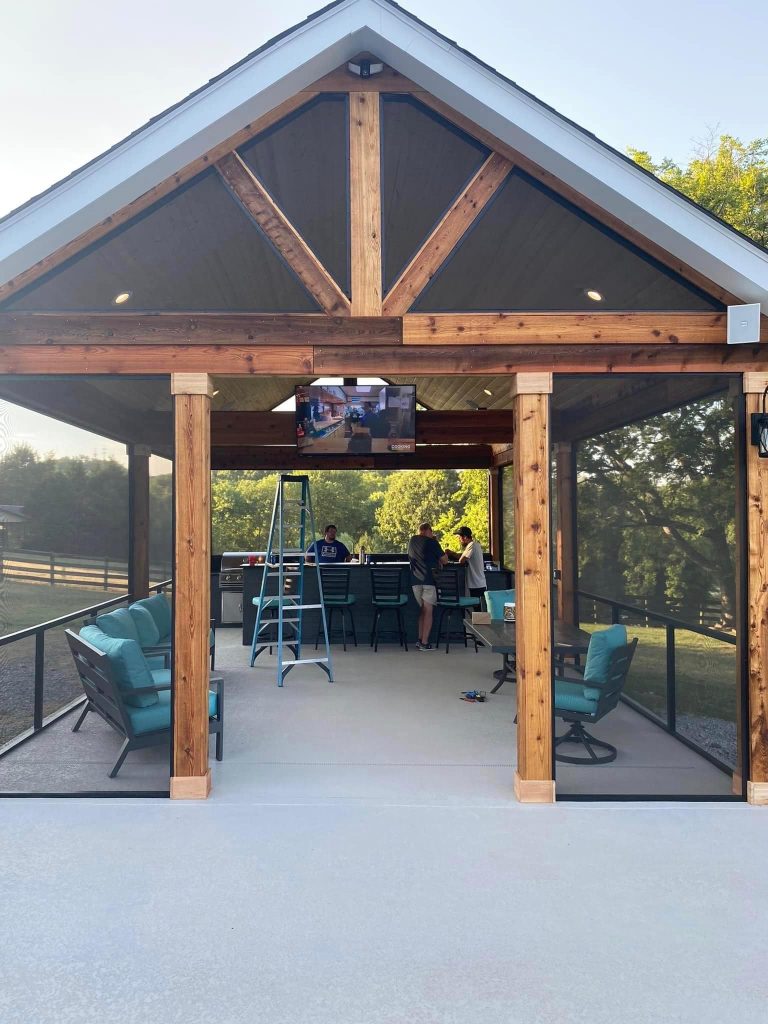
[629,133,768,246]
[375,470,461,550]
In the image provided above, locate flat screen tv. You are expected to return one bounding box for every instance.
[295,385,416,455]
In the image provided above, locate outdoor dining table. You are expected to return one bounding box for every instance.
[468,619,592,693]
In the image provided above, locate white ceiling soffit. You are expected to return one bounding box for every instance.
[2,0,767,309]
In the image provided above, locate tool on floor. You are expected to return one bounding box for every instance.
[461,690,487,702]
[249,474,334,686]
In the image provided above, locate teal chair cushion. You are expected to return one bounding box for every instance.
[138,594,172,640]
[151,668,171,686]
[79,625,158,709]
[95,607,140,644]
[459,596,480,607]
[486,589,516,621]
[374,595,407,606]
[325,595,356,605]
[583,624,627,683]
[252,597,279,607]
[129,603,161,646]
[127,689,217,736]
[554,680,598,715]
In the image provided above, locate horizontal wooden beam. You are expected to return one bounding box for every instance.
[0,313,401,347]
[305,65,424,93]
[211,409,515,446]
[0,92,318,304]
[382,153,513,315]
[215,153,351,316]
[553,376,729,441]
[313,344,767,376]
[0,342,765,376]
[402,312,751,346]
[211,444,493,471]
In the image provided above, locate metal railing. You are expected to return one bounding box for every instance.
[0,580,171,759]
[577,589,738,775]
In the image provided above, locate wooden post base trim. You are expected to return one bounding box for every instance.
[747,781,768,805]
[514,771,556,803]
[170,771,211,800]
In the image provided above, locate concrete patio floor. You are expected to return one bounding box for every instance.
[1,633,766,1023]
[0,629,734,797]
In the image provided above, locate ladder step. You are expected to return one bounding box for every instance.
[267,572,302,577]
[287,658,329,665]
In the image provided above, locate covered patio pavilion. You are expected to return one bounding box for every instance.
[1,0,767,803]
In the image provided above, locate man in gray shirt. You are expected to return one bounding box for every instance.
[447,526,487,606]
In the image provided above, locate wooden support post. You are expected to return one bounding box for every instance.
[349,92,382,315]
[512,372,555,803]
[127,444,151,601]
[488,467,502,563]
[742,373,768,804]
[171,373,213,800]
[554,441,578,626]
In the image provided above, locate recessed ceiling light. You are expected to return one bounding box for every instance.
[483,388,493,396]
[585,289,603,302]
[212,389,220,397]
[112,291,132,305]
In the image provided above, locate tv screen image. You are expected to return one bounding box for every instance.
[295,385,416,455]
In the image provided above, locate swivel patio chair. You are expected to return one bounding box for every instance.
[554,624,637,764]
[315,565,357,650]
[434,567,479,653]
[370,566,408,652]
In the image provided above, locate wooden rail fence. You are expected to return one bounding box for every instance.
[0,549,172,591]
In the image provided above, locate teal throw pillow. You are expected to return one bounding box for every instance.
[79,625,158,708]
[129,603,161,646]
[140,594,172,641]
[95,607,140,644]
[583,624,627,683]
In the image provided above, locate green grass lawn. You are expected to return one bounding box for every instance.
[582,622,736,721]
[0,580,121,635]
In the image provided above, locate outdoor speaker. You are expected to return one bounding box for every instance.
[727,303,762,344]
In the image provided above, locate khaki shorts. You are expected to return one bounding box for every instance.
[412,584,437,607]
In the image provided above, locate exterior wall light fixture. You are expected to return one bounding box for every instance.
[750,386,768,457]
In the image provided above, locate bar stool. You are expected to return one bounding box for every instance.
[315,566,357,651]
[370,567,408,652]
[434,567,480,654]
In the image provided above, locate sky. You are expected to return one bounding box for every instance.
[1,0,766,461]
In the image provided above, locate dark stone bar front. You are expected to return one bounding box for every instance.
[242,563,513,647]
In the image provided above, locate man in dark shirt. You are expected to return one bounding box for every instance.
[306,525,352,564]
[407,522,449,651]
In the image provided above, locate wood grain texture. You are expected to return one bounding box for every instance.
[513,772,555,803]
[211,445,494,471]
[0,345,313,374]
[403,312,741,346]
[211,409,515,446]
[128,444,151,601]
[173,389,212,786]
[513,388,553,786]
[415,91,750,308]
[554,442,577,626]
[0,313,397,346]
[747,781,768,804]
[511,372,553,396]
[349,93,382,315]
[171,373,214,396]
[0,93,318,303]
[746,391,768,785]
[215,152,351,315]
[382,153,513,315]
[170,772,211,800]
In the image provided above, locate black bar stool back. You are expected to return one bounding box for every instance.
[370,567,408,652]
[315,566,357,651]
[434,567,480,654]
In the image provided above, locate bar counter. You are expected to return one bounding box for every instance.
[242,563,512,647]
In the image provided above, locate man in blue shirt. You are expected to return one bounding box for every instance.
[306,524,352,564]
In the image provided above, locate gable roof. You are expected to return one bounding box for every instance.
[1,0,767,310]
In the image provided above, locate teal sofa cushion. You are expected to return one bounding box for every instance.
[95,607,140,644]
[129,603,161,646]
[486,589,516,621]
[554,680,598,715]
[127,689,218,736]
[138,594,172,641]
[79,625,158,709]
[583,624,627,683]
[151,668,171,686]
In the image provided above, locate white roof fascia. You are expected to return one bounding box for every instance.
[2,0,767,311]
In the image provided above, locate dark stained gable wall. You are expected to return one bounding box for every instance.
[3,171,319,313]
[238,95,350,296]
[413,170,721,312]
[381,96,489,292]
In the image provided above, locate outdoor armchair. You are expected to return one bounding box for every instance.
[66,626,223,778]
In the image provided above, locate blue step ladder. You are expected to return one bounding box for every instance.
[249,474,334,686]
